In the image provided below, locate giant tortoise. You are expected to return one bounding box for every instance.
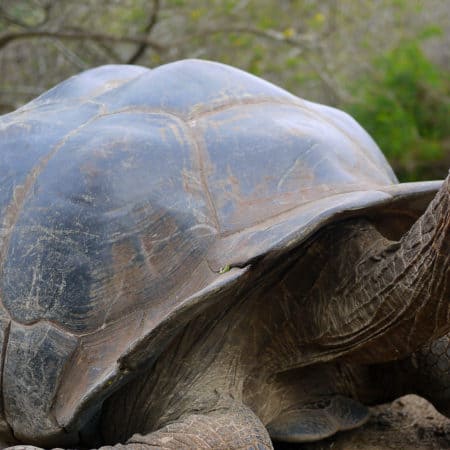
[0,59,448,449]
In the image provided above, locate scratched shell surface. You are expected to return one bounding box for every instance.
[0,59,442,443]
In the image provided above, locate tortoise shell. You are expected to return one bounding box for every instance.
[0,59,440,444]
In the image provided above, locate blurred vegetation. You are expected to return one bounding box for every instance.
[0,0,448,180]
[346,38,450,180]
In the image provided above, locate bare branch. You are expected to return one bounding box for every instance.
[172,25,318,49]
[0,85,44,95]
[127,0,160,64]
[303,54,353,103]
[49,39,89,70]
[87,40,123,63]
[0,29,165,52]
[63,25,123,61]
[0,23,319,60]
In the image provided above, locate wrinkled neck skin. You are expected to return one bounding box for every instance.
[101,213,448,444]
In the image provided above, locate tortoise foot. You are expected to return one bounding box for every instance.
[267,395,369,443]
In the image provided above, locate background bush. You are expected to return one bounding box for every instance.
[345,38,449,180]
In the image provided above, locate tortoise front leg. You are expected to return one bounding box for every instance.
[6,402,273,450]
[382,334,450,417]
[102,403,272,450]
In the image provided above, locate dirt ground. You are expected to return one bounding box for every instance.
[274,395,450,450]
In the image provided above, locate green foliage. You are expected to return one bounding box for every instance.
[0,0,48,28]
[344,40,450,181]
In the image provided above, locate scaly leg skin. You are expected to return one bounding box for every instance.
[6,402,273,450]
[407,335,450,417]
[365,334,450,419]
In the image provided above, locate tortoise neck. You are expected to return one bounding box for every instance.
[248,178,449,401]
[306,177,449,364]
[260,173,449,370]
